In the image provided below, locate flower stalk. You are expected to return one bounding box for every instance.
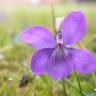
[75,72,84,96]
[64,79,87,96]
[62,80,68,96]
[51,4,56,35]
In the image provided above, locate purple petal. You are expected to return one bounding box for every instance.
[71,48,96,74]
[61,11,86,46]
[46,47,73,80]
[47,63,72,80]
[20,26,56,49]
[31,48,53,75]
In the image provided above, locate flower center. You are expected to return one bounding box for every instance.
[56,32,64,46]
[50,44,71,64]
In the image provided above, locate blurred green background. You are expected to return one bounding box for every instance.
[0,3,96,96]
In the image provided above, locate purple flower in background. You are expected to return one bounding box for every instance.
[20,11,96,80]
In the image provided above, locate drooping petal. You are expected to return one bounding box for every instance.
[20,26,56,49]
[71,48,96,74]
[31,48,53,75]
[61,11,86,46]
[47,47,74,80]
[47,62,72,80]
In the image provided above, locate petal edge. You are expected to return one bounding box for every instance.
[31,48,53,75]
[20,26,56,49]
[62,11,86,46]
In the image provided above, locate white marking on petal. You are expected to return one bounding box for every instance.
[55,16,65,32]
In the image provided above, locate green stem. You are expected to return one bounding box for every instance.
[41,76,54,96]
[62,80,67,96]
[75,72,84,96]
[51,4,57,35]
[92,73,96,86]
[64,79,87,96]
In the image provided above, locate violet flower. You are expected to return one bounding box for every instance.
[20,11,96,80]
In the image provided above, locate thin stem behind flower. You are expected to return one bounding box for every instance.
[64,79,87,96]
[75,72,85,96]
[51,4,57,35]
[62,80,68,96]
